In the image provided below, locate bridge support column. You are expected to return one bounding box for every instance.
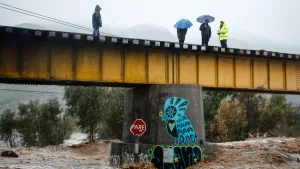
[122,84,205,145]
[109,85,217,168]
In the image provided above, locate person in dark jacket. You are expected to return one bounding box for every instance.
[92,5,102,36]
[177,28,187,44]
[199,19,211,46]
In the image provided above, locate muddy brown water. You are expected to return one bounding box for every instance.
[0,148,113,169]
[0,133,115,168]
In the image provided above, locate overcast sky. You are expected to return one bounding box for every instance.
[0,0,299,51]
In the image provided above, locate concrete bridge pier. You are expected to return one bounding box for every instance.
[122,84,205,145]
[109,84,217,167]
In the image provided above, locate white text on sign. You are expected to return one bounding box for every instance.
[131,124,145,132]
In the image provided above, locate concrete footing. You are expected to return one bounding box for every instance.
[109,142,218,167]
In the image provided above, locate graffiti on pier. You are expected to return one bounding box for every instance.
[148,145,204,169]
[147,96,204,169]
[109,155,120,167]
[110,153,148,167]
[110,143,148,167]
[161,97,198,145]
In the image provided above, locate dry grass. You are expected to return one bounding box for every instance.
[120,162,156,169]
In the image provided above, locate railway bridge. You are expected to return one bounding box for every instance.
[1,26,300,168]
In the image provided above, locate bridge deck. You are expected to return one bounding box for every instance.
[0,26,300,94]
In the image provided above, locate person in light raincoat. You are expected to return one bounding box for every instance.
[92,5,102,36]
[217,20,228,48]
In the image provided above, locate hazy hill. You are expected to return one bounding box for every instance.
[15,23,46,30]
[0,84,65,112]
[122,23,177,42]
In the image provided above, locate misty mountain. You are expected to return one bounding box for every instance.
[34,22,177,42]
[122,23,177,42]
[0,84,114,113]
[15,23,46,30]
[0,84,65,113]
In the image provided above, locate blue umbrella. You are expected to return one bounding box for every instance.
[197,15,215,23]
[174,19,193,29]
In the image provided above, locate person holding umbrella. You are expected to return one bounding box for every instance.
[199,19,211,46]
[177,28,187,44]
[197,15,214,46]
[217,20,229,48]
[174,18,193,43]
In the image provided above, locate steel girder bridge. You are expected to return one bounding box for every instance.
[0,26,300,94]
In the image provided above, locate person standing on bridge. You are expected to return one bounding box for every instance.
[199,19,211,46]
[177,28,188,43]
[197,15,214,46]
[92,5,102,36]
[174,19,193,44]
[217,20,229,48]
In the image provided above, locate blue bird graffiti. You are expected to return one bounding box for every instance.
[161,97,198,145]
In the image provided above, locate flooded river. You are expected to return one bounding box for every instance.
[0,133,114,169]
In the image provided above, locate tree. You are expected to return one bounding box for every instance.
[210,98,248,142]
[59,115,76,141]
[203,91,232,139]
[18,100,40,146]
[37,99,70,146]
[233,93,266,133]
[98,88,124,139]
[278,105,300,137]
[0,109,18,148]
[260,94,293,135]
[64,86,109,141]
[17,98,73,147]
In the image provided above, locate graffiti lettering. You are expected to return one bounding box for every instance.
[148,145,205,169]
[109,153,148,167]
[109,155,120,168]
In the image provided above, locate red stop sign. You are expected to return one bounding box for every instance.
[130,119,146,136]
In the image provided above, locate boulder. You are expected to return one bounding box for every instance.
[1,150,19,157]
